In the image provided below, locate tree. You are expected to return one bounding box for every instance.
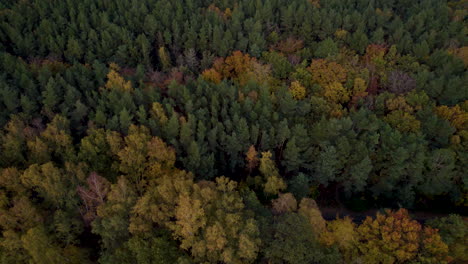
[435,105,468,131]
[383,110,421,133]
[427,214,468,263]
[203,51,271,86]
[27,115,75,164]
[22,226,89,264]
[65,38,83,62]
[158,46,172,71]
[413,41,430,59]
[419,149,456,197]
[0,195,42,234]
[201,68,222,84]
[117,125,176,192]
[123,231,189,264]
[298,198,326,235]
[42,78,60,114]
[0,84,19,115]
[167,177,260,264]
[261,51,293,79]
[78,129,121,179]
[0,116,27,166]
[77,172,111,225]
[320,217,358,262]
[245,145,259,174]
[349,31,369,55]
[183,140,201,174]
[323,82,350,104]
[92,177,137,258]
[272,37,304,55]
[312,145,341,185]
[386,70,416,94]
[271,193,297,215]
[308,59,347,87]
[289,81,306,100]
[259,151,286,195]
[119,108,133,134]
[150,102,168,126]
[104,69,132,92]
[282,137,302,172]
[287,173,310,200]
[315,38,339,58]
[21,162,78,210]
[263,212,340,264]
[356,209,449,264]
[308,59,350,104]
[164,112,180,139]
[308,0,320,8]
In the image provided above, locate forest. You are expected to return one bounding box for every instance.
[0,0,467,263]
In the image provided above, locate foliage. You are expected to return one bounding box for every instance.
[0,0,466,262]
[356,209,450,264]
[427,215,468,262]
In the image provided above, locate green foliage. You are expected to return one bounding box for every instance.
[427,215,468,262]
[315,38,339,58]
[0,0,466,262]
[263,213,341,264]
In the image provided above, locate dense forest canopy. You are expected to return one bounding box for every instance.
[0,0,467,263]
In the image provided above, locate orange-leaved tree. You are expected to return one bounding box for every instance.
[202,51,271,85]
[356,209,450,264]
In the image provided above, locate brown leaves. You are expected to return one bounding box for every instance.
[202,51,271,86]
[363,44,388,65]
[271,193,297,215]
[201,68,222,84]
[207,4,232,20]
[77,172,110,225]
[356,209,450,263]
[308,59,347,87]
[449,46,468,66]
[245,145,259,173]
[307,0,321,8]
[272,37,304,54]
[386,70,416,94]
[298,198,326,234]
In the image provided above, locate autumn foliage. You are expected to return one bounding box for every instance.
[77,172,110,224]
[104,67,133,92]
[0,0,466,262]
[356,209,450,263]
[435,104,468,131]
[202,51,271,85]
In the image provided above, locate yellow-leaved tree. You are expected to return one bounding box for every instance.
[259,151,286,195]
[130,173,260,264]
[289,81,307,100]
[104,64,132,92]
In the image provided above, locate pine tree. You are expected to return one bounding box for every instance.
[119,108,133,134]
[315,38,339,58]
[282,137,302,173]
